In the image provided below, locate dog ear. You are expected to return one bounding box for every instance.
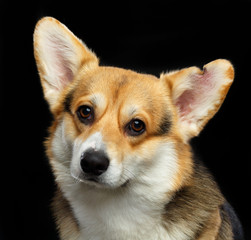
[162,59,234,142]
[34,17,98,110]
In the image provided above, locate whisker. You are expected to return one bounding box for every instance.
[123,167,136,179]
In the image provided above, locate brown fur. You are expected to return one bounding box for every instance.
[196,209,222,240]
[52,189,80,240]
[34,17,242,240]
[163,161,226,239]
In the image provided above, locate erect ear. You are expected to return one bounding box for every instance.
[34,17,98,110]
[161,59,234,142]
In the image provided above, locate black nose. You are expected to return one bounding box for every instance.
[80,150,109,176]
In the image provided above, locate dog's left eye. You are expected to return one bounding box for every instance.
[77,105,94,124]
[126,119,146,136]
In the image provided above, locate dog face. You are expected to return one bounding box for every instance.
[34,17,234,192]
[50,66,180,190]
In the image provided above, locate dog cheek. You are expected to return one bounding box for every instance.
[127,141,179,193]
[120,145,155,184]
[52,119,74,165]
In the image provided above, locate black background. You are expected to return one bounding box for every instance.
[1,1,251,239]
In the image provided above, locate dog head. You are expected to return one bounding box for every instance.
[34,17,234,192]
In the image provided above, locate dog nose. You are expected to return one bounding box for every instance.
[80,150,109,176]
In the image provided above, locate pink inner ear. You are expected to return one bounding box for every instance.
[176,90,195,118]
[54,47,73,89]
[176,69,216,120]
[45,34,74,90]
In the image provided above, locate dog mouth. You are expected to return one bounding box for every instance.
[85,176,130,188]
[72,173,100,184]
[85,176,99,183]
[72,173,130,188]
[121,179,130,187]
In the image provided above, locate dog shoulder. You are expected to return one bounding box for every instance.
[162,159,224,239]
[162,159,244,240]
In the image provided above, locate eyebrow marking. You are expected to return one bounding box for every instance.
[128,106,137,116]
[90,95,98,106]
[90,93,106,109]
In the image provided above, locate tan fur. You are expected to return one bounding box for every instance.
[34,17,238,240]
[196,210,221,240]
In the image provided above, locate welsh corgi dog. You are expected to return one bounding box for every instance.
[34,17,244,240]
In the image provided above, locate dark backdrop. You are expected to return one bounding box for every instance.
[1,1,250,239]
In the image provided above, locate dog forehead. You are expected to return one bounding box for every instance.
[81,66,162,99]
[63,66,173,136]
[65,66,170,116]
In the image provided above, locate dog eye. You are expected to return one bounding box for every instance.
[126,119,145,136]
[77,105,94,124]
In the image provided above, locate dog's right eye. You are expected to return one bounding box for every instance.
[77,105,94,125]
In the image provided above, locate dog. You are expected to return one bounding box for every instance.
[34,17,244,240]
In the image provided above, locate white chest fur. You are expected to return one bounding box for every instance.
[63,183,171,240]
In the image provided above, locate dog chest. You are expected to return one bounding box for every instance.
[65,184,171,240]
